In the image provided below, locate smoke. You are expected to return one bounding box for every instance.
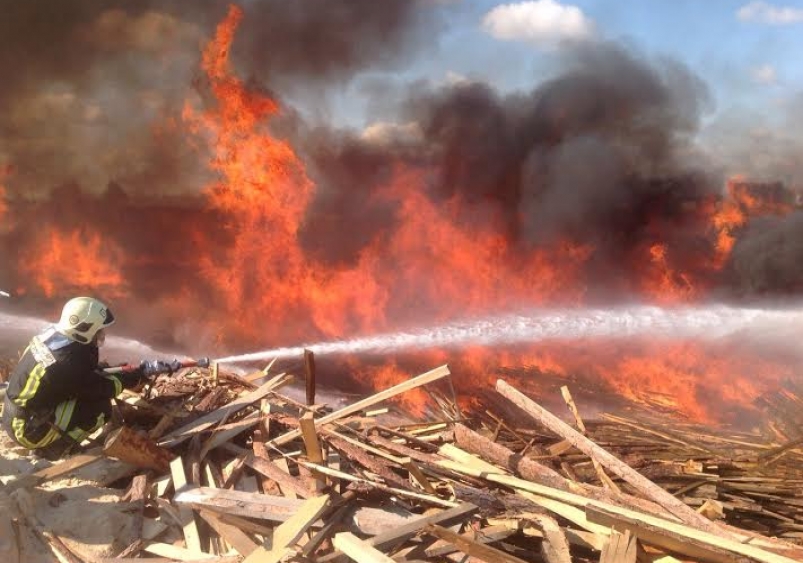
[0,1,205,196]
[301,43,721,277]
[730,212,803,294]
[2,1,802,352]
[234,0,439,86]
[0,0,439,197]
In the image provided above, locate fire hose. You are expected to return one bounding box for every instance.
[103,356,211,377]
[0,357,210,399]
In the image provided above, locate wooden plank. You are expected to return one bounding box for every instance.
[333,532,396,563]
[425,524,529,563]
[300,412,326,491]
[304,348,316,406]
[200,412,260,459]
[405,460,437,494]
[328,436,409,489]
[170,457,204,553]
[496,379,727,535]
[547,440,574,456]
[252,416,279,496]
[598,529,637,563]
[105,426,173,472]
[586,504,802,563]
[118,474,150,558]
[297,460,457,508]
[245,453,311,499]
[196,467,215,561]
[197,509,259,557]
[98,557,239,563]
[438,443,507,474]
[269,365,451,447]
[210,361,219,387]
[422,524,518,559]
[317,502,478,563]
[323,428,406,465]
[528,514,572,563]
[174,486,305,522]
[519,490,612,536]
[160,375,290,447]
[302,504,352,557]
[453,424,565,487]
[300,412,324,463]
[144,542,217,560]
[243,494,331,563]
[561,386,621,493]
[273,457,298,499]
[451,424,665,517]
[243,362,286,383]
[371,502,478,551]
[3,449,104,492]
[438,457,798,557]
[154,474,172,497]
[602,414,711,453]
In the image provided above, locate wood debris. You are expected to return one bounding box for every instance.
[2,361,803,563]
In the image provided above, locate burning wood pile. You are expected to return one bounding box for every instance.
[2,361,803,563]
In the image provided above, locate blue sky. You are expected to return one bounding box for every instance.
[330,1,803,126]
[434,1,803,111]
[322,1,803,184]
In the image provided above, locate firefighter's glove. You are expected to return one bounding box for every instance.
[118,368,146,389]
[140,359,182,376]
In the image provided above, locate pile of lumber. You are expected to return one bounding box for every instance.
[2,360,803,563]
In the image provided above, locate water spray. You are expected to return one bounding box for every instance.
[215,304,803,365]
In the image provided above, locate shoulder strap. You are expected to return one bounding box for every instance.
[30,327,72,367]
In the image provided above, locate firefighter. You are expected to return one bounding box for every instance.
[1,296,145,459]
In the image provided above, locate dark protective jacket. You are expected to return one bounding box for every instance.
[2,327,127,449]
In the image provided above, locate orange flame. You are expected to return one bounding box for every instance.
[642,243,696,303]
[6,7,799,425]
[711,177,793,266]
[181,7,595,345]
[0,167,9,225]
[176,6,798,422]
[20,229,128,299]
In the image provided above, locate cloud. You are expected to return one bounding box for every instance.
[751,64,778,84]
[444,70,470,86]
[737,2,803,24]
[481,0,595,46]
[360,121,422,145]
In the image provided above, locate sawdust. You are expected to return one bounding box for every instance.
[0,411,141,559]
[12,485,138,559]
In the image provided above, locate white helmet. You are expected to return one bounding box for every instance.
[55,297,116,344]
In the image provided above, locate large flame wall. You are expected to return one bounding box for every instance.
[1,4,802,422]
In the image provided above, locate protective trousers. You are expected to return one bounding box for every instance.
[2,395,111,451]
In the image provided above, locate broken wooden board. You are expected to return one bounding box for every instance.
[269,365,451,447]
[496,379,731,536]
[333,532,396,563]
[2,449,104,492]
[170,457,203,553]
[160,374,291,447]
[174,486,305,522]
[243,494,330,563]
[425,524,530,563]
[586,503,802,563]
